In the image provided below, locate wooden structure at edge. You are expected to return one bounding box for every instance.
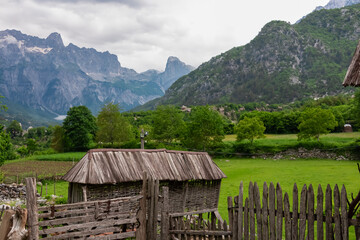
[343,39,360,87]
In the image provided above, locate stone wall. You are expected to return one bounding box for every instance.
[262,148,355,160]
[0,184,26,202]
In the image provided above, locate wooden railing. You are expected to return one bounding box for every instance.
[25,177,148,240]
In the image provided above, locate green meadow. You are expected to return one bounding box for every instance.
[214,157,360,219]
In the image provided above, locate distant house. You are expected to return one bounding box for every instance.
[343,40,360,87]
[181,105,191,112]
[344,124,353,132]
[62,149,226,214]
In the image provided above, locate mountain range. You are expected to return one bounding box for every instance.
[137,3,360,110]
[315,0,360,10]
[0,30,193,127]
[1,0,360,127]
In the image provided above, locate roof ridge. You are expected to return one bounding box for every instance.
[87,148,208,155]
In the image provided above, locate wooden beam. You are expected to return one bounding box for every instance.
[26,177,39,240]
[161,186,170,240]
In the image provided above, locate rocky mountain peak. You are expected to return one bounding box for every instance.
[165,56,194,75]
[316,0,360,10]
[157,56,194,90]
[46,32,64,48]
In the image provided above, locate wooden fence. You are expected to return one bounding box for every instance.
[18,177,360,239]
[162,182,360,240]
[25,177,148,240]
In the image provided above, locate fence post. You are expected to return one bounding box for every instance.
[53,174,56,196]
[161,186,169,240]
[26,177,39,240]
[152,179,160,239]
[340,185,348,240]
[136,172,147,240]
[147,176,154,239]
[227,196,233,232]
[356,214,360,240]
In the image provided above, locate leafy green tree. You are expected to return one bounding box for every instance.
[329,107,345,132]
[96,102,134,145]
[151,105,185,144]
[182,106,225,151]
[7,120,22,139]
[63,106,97,151]
[0,127,14,165]
[16,146,28,157]
[351,89,360,128]
[235,116,266,144]
[51,125,67,152]
[297,108,337,141]
[0,100,15,164]
[26,127,46,140]
[26,138,37,154]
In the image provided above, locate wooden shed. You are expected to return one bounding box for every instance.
[62,149,226,213]
[343,39,360,87]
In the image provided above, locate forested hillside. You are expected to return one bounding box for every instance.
[138,4,360,110]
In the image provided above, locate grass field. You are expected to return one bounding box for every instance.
[214,157,360,219]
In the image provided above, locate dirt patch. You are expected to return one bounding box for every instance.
[0,161,74,183]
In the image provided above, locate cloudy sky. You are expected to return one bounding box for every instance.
[0,0,329,72]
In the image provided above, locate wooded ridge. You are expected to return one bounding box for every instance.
[137,4,360,110]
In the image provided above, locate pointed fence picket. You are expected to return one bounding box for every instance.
[226,181,357,240]
[164,182,360,240]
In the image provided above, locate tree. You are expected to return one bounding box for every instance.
[63,106,97,151]
[297,107,337,141]
[235,116,266,144]
[26,138,37,154]
[182,106,225,151]
[96,102,133,145]
[352,89,360,128]
[7,120,22,139]
[26,127,46,140]
[51,125,67,152]
[151,105,185,144]
[0,127,13,166]
[0,98,15,164]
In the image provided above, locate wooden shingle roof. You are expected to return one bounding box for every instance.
[62,149,226,184]
[343,40,360,87]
